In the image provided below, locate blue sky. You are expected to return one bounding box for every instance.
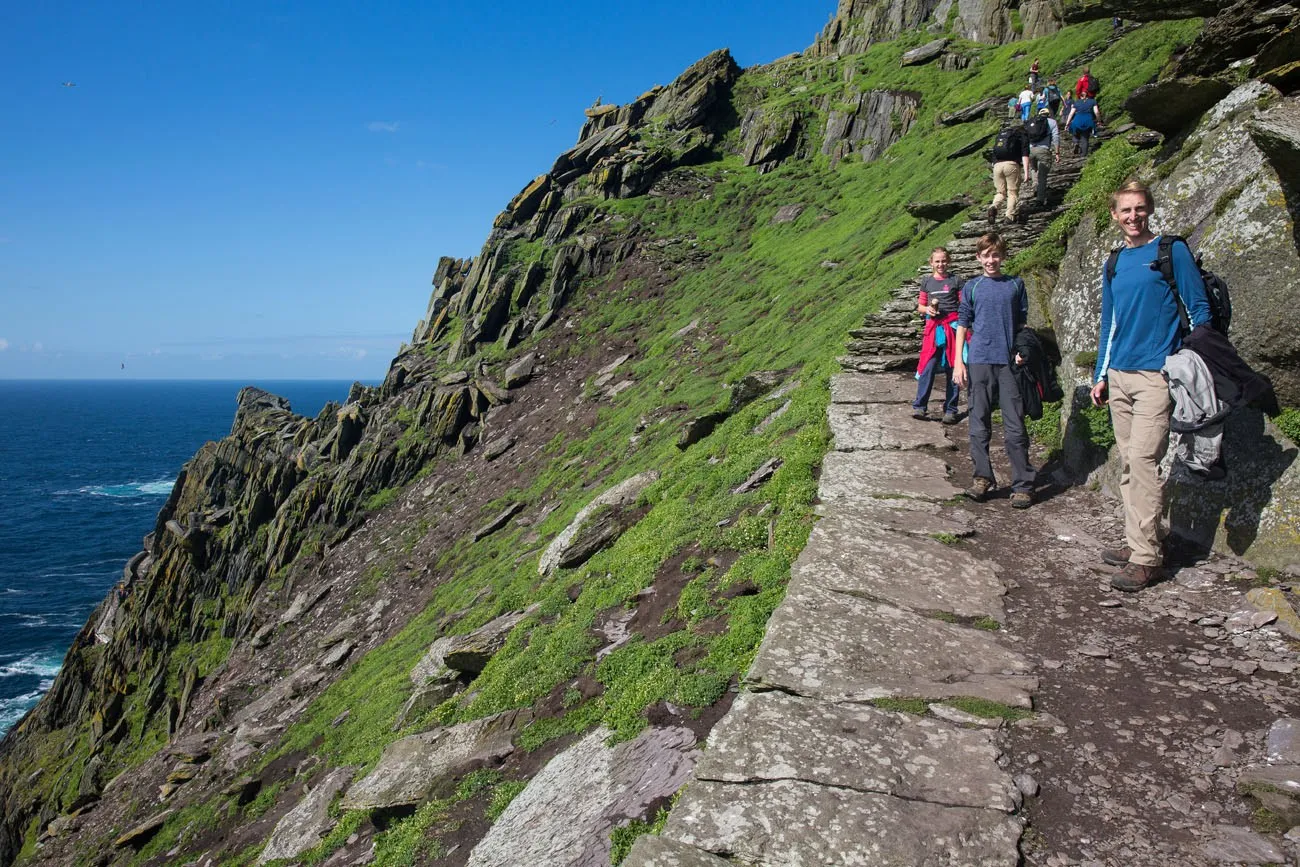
[1,1,831,380]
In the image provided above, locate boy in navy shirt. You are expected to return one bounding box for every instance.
[953,233,1035,508]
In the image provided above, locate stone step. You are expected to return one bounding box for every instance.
[839,353,916,373]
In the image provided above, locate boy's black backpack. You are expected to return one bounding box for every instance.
[1023,114,1049,144]
[1104,235,1233,335]
[1086,74,1100,96]
[991,127,1022,162]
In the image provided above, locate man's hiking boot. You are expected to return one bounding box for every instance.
[941,412,959,425]
[986,205,997,227]
[1010,491,1033,509]
[912,408,928,420]
[1101,546,1131,567]
[965,477,994,502]
[1111,562,1166,592]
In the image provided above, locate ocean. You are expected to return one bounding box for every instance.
[0,380,362,737]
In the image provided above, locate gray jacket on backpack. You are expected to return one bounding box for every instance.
[1163,349,1230,478]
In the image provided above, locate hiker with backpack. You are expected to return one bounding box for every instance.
[1075,67,1099,99]
[1028,58,1042,91]
[1064,92,1101,157]
[1025,108,1060,206]
[911,247,963,425]
[1043,78,1063,118]
[1090,180,1211,592]
[953,233,1035,509]
[987,123,1030,225]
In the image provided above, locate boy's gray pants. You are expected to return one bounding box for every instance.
[967,363,1036,493]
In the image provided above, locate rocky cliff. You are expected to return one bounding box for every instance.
[1,1,1297,865]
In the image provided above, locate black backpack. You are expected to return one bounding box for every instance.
[992,127,1021,162]
[1024,115,1049,144]
[1104,235,1232,335]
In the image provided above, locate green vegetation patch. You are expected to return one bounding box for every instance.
[1272,407,1300,445]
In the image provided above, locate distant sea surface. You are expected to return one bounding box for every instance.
[0,380,362,737]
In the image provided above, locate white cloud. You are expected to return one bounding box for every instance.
[0,338,8,351]
[31,341,43,352]
[367,121,400,133]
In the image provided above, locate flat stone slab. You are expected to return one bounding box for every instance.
[696,691,1018,811]
[829,403,955,452]
[342,710,527,809]
[623,836,731,867]
[814,500,972,540]
[467,725,697,867]
[792,521,1006,621]
[664,779,1022,866]
[830,373,918,405]
[259,767,355,863]
[747,583,1036,708]
[819,451,963,503]
[1200,825,1287,864]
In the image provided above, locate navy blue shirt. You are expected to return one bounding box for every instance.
[958,274,1028,365]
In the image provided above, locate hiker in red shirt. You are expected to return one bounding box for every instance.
[1075,67,1097,99]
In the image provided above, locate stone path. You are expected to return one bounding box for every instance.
[625,371,1034,866]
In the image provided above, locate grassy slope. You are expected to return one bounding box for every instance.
[66,19,1202,867]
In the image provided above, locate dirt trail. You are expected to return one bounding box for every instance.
[943,402,1300,866]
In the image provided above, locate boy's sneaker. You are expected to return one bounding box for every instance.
[912,408,928,420]
[941,412,959,425]
[1111,562,1166,592]
[965,477,994,501]
[1100,546,1131,566]
[1010,491,1033,509]
[986,205,997,227]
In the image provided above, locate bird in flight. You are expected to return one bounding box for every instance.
[61,81,76,87]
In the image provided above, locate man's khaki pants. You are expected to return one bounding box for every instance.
[1108,369,1171,566]
[992,161,1021,221]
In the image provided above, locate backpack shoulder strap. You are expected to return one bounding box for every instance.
[1157,235,1192,333]
[1103,246,1122,285]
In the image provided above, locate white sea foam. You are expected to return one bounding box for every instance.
[0,689,45,733]
[62,479,176,498]
[0,652,63,680]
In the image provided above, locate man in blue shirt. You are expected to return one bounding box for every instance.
[1091,180,1211,591]
[953,233,1035,508]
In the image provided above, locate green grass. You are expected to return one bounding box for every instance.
[1025,400,1063,452]
[1075,403,1116,450]
[946,697,1032,721]
[364,487,401,511]
[1273,407,1300,445]
[871,697,930,715]
[610,804,671,865]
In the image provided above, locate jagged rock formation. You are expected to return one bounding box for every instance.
[809,0,1062,53]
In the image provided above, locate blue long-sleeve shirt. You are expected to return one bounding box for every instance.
[1094,236,1211,382]
[957,274,1027,365]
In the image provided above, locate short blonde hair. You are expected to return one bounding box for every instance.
[931,246,950,257]
[1110,179,1155,212]
[975,233,1007,256]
